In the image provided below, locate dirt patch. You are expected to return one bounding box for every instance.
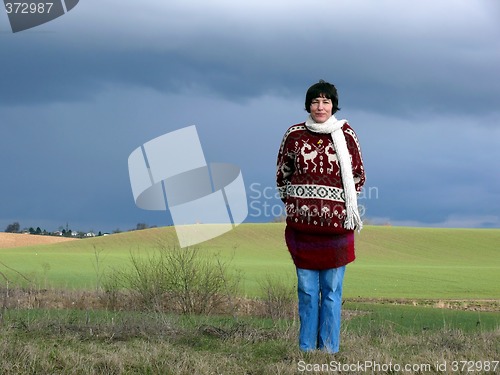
[0,288,369,322]
[348,297,500,312]
[0,232,77,249]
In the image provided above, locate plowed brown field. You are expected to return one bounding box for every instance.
[0,232,77,249]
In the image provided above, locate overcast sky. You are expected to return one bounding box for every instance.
[1,0,499,233]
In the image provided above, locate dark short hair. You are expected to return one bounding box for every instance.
[305,80,340,114]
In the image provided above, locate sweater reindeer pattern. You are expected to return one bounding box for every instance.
[276,122,366,269]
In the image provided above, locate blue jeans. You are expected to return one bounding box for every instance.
[296,266,346,353]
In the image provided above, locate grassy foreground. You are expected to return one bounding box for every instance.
[0,306,498,375]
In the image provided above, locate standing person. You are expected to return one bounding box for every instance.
[276,80,365,353]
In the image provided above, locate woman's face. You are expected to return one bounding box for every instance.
[310,96,333,123]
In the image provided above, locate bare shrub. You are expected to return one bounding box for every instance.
[121,245,240,315]
[99,269,123,311]
[123,250,169,310]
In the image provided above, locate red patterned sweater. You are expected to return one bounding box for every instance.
[276,122,366,269]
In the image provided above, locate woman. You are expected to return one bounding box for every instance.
[276,80,365,353]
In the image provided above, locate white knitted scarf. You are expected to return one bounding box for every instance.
[305,114,363,231]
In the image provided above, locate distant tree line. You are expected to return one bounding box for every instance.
[4,221,157,237]
[5,222,20,233]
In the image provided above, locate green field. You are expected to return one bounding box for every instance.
[1,224,499,374]
[1,224,499,300]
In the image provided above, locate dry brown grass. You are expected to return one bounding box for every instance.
[0,306,497,375]
[0,233,77,249]
[0,288,370,324]
[0,284,498,374]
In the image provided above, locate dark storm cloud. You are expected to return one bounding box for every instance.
[1,0,499,117]
[1,0,499,231]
